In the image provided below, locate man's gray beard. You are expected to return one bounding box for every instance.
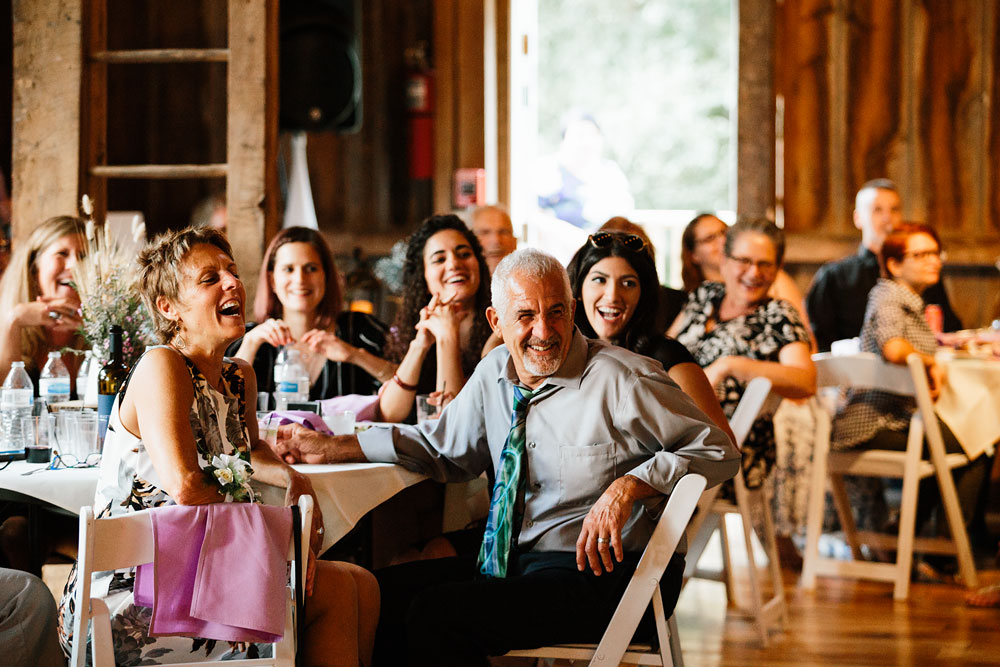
[522,354,561,378]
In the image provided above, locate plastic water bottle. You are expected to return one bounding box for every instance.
[1,362,35,449]
[273,348,309,410]
[39,351,71,405]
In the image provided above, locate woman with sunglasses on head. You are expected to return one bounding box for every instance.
[378,214,494,423]
[669,218,815,490]
[597,217,688,332]
[231,226,391,402]
[568,231,734,440]
[831,223,989,565]
[681,212,812,337]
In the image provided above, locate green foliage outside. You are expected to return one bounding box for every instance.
[537,0,733,211]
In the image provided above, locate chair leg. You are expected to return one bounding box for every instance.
[667,612,684,667]
[894,450,921,601]
[760,485,788,627]
[932,462,979,590]
[829,474,864,560]
[718,515,736,607]
[801,422,831,590]
[735,489,768,647]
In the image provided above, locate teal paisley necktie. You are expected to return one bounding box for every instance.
[477,384,549,577]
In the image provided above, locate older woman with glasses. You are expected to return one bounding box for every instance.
[680,212,812,337]
[669,218,815,490]
[831,223,989,560]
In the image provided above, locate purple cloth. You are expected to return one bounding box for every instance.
[264,393,380,432]
[134,503,292,643]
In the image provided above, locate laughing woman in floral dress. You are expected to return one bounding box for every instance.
[669,218,816,492]
[58,227,378,666]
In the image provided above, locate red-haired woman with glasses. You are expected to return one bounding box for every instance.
[669,218,815,489]
[831,223,989,558]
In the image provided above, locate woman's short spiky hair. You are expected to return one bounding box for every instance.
[137,226,234,343]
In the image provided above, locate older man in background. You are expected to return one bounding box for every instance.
[469,204,517,274]
[275,248,738,666]
[806,178,961,352]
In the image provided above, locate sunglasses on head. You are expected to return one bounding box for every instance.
[588,232,647,253]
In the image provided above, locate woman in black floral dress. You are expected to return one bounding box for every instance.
[669,218,815,489]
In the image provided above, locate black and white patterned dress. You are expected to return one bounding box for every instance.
[58,347,261,665]
[674,282,811,488]
[831,278,937,451]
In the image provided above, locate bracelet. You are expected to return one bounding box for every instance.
[392,374,418,392]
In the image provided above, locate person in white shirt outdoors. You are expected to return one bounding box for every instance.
[468,204,517,275]
[272,248,739,666]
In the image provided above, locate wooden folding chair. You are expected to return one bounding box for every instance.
[682,377,787,646]
[505,473,708,666]
[801,352,978,600]
[70,495,313,667]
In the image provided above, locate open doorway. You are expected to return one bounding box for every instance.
[508,0,736,286]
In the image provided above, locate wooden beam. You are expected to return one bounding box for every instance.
[737,0,776,218]
[11,0,83,239]
[90,164,228,179]
[227,0,278,306]
[91,48,229,64]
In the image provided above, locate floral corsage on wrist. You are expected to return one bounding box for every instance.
[203,453,256,502]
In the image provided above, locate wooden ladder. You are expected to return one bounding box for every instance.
[11,0,277,297]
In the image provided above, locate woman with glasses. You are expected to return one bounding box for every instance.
[680,213,812,337]
[831,223,989,565]
[567,231,733,439]
[669,218,815,490]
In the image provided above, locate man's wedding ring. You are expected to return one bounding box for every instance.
[316,526,325,535]
[48,311,61,321]
[596,537,608,544]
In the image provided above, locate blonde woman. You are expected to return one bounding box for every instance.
[0,216,87,392]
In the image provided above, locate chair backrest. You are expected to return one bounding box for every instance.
[813,352,914,395]
[71,496,313,667]
[729,376,775,448]
[589,473,708,665]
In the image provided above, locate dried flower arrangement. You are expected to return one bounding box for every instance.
[71,195,154,368]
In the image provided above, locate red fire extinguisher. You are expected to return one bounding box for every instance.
[405,43,434,181]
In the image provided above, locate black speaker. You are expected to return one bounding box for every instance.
[279,0,362,133]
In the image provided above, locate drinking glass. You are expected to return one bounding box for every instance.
[326,410,356,436]
[21,415,53,463]
[415,394,441,423]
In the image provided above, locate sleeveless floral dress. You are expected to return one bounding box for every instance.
[57,348,264,665]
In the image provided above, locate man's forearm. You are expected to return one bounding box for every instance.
[323,434,368,463]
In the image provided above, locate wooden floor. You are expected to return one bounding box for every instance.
[675,566,1000,666]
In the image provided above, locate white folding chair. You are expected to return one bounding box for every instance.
[505,473,708,667]
[71,495,313,667]
[682,377,787,646]
[801,352,978,600]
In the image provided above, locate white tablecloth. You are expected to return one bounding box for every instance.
[935,356,1000,459]
[0,460,425,553]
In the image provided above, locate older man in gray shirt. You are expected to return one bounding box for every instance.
[275,248,738,666]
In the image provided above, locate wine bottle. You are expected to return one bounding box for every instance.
[97,325,129,446]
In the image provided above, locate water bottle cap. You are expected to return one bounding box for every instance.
[11,361,24,368]
[48,351,60,359]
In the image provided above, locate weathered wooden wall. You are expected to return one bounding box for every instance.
[779,0,1000,327]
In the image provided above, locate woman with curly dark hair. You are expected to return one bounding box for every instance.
[379,214,494,423]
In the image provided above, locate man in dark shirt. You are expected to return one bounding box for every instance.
[806,179,961,352]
